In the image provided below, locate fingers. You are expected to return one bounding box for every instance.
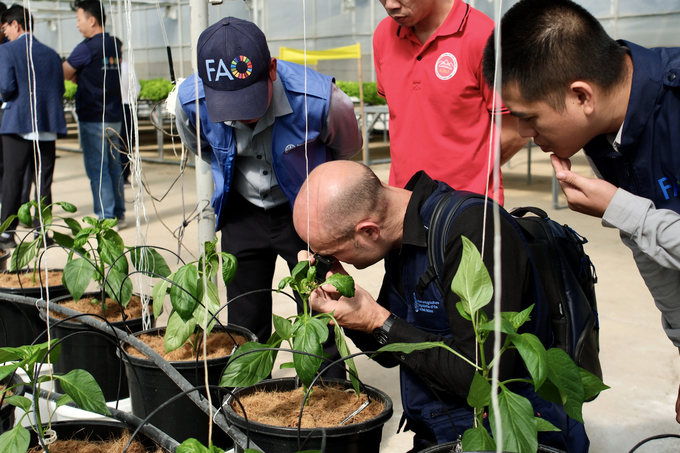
[550,154,572,174]
[297,250,314,263]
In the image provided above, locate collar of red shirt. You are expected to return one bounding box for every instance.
[396,0,472,45]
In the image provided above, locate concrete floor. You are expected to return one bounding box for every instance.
[38,145,680,452]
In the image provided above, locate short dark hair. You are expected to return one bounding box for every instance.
[0,3,7,16]
[482,0,627,111]
[1,5,33,32]
[77,0,106,27]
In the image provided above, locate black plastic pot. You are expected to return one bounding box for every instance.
[121,325,256,449]
[419,440,566,452]
[39,291,152,402]
[0,269,70,348]
[1,373,26,435]
[223,377,394,453]
[28,420,174,451]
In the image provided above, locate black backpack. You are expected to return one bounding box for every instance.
[423,191,602,381]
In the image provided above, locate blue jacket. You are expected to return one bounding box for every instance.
[0,34,67,137]
[178,61,334,231]
[584,41,680,214]
[389,182,588,452]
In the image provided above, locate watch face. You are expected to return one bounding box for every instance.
[373,329,388,345]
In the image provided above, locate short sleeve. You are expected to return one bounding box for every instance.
[67,41,92,71]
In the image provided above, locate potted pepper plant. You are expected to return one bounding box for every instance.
[219,260,393,453]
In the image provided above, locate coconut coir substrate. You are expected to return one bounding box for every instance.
[125,331,247,361]
[49,295,145,322]
[27,432,163,453]
[0,270,63,289]
[232,384,384,428]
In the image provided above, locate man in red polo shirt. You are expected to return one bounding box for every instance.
[374,0,526,205]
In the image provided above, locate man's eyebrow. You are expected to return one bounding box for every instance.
[510,111,529,119]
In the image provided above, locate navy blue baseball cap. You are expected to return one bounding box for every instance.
[197,17,271,122]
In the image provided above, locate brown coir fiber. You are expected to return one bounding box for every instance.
[49,295,145,322]
[231,384,384,428]
[27,432,163,453]
[126,331,247,361]
[0,269,63,289]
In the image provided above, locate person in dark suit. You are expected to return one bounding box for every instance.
[0,5,67,248]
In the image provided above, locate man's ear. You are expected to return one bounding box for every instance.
[356,221,380,242]
[569,81,596,116]
[269,57,278,82]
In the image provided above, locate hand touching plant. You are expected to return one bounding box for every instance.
[220,260,359,395]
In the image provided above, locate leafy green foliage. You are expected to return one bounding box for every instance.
[63,80,77,100]
[139,78,174,101]
[176,438,225,453]
[151,237,236,354]
[376,235,609,452]
[223,261,359,395]
[334,81,386,105]
[0,341,110,452]
[0,199,78,279]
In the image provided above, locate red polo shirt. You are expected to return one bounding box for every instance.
[374,0,508,204]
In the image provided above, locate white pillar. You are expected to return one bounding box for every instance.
[190,0,216,246]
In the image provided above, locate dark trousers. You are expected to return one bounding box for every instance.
[221,191,345,379]
[1,135,56,231]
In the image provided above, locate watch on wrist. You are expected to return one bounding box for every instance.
[373,313,399,345]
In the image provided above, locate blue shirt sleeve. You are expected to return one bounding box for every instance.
[67,41,92,71]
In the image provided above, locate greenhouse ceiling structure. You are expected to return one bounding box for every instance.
[23,0,680,84]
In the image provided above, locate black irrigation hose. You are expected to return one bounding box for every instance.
[27,296,259,452]
[628,433,680,453]
[36,387,181,453]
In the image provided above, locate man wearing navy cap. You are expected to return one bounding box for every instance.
[175,17,362,372]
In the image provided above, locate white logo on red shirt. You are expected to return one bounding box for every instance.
[435,53,458,80]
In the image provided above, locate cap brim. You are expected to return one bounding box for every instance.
[203,77,269,123]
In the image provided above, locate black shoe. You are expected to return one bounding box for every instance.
[0,233,17,249]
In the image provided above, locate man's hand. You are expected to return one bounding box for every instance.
[551,154,617,218]
[308,284,390,333]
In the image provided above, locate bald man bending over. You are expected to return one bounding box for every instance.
[293,160,588,453]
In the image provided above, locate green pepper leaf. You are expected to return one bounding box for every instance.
[333,320,359,395]
[55,201,77,213]
[451,236,493,316]
[17,204,32,227]
[578,367,609,401]
[63,217,82,235]
[490,385,537,453]
[5,395,31,413]
[164,310,196,353]
[544,348,585,423]
[9,239,37,271]
[220,339,281,388]
[131,247,172,278]
[324,273,355,298]
[273,314,294,341]
[292,317,328,387]
[510,333,548,389]
[291,261,310,283]
[105,267,133,307]
[55,369,111,416]
[536,416,561,432]
[0,425,30,453]
[63,257,97,303]
[169,264,199,321]
[52,230,75,249]
[467,371,491,409]
[195,279,221,335]
[462,426,496,452]
[220,252,238,286]
[152,277,171,319]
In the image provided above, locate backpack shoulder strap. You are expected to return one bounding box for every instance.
[416,191,484,296]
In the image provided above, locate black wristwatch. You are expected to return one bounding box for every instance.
[373,313,399,345]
